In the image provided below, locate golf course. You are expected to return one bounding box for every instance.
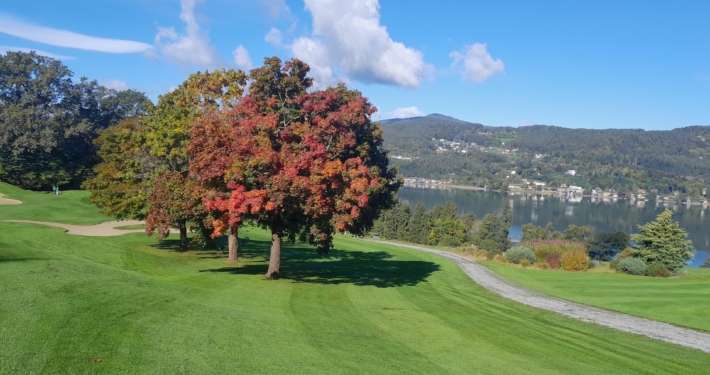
[2,183,710,374]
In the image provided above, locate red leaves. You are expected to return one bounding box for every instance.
[189,58,397,249]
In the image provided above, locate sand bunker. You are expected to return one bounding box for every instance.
[0,220,146,236]
[0,193,22,205]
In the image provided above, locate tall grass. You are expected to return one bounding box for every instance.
[521,240,588,262]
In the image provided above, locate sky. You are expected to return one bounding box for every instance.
[1,0,709,130]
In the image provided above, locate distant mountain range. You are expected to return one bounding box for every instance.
[379,114,710,199]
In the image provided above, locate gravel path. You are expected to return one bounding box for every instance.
[0,193,22,205]
[1,220,146,236]
[368,239,710,353]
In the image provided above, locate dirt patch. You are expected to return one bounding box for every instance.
[0,220,146,236]
[367,239,710,354]
[0,193,22,205]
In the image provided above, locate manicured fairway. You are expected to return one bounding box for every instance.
[481,262,710,332]
[0,183,110,225]
[1,188,710,374]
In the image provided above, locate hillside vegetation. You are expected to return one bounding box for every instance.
[383,114,710,198]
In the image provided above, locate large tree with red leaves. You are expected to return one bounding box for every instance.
[190,57,399,279]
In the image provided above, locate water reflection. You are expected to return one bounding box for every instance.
[398,187,710,267]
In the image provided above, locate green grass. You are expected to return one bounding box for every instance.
[1,186,709,374]
[0,183,110,225]
[481,262,710,332]
[114,224,146,230]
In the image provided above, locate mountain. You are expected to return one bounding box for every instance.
[379,114,710,199]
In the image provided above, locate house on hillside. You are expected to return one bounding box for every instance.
[533,181,546,187]
[565,170,576,176]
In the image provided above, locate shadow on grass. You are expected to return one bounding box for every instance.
[0,257,48,262]
[199,239,440,288]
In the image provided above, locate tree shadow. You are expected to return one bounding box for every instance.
[199,239,440,288]
[0,257,48,262]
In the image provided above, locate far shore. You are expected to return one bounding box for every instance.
[404,184,709,207]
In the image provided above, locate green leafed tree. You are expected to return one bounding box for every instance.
[0,51,149,190]
[631,209,695,272]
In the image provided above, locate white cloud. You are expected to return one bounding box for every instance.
[291,37,341,90]
[0,13,153,54]
[259,0,290,17]
[232,45,253,71]
[392,106,425,119]
[450,43,505,83]
[0,46,74,60]
[155,0,220,68]
[292,0,432,89]
[100,78,130,91]
[264,27,283,47]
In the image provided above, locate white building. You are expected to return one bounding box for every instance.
[566,170,576,176]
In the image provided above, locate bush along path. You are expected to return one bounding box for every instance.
[365,239,710,353]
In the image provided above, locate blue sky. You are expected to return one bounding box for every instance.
[1,0,708,130]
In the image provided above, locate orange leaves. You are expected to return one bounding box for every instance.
[189,58,398,250]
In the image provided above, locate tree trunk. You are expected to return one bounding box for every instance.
[179,220,188,251]
[227,224,238,263]
[265,229,282,279]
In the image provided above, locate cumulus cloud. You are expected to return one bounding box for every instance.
[450,43,505,83]
[100,78,130,91]
[0,13,153,54]
[0,46,74,60]
[259,0,290,17]
[392,106,425,119]
[232,45,253,71]
[155,0,220,68]
[264,27,283,47]
[291,37,341,89]
[292,0,432,89]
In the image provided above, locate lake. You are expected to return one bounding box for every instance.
[397,187,710,267]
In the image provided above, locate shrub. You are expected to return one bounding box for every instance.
[492,254,507,263]
[617,257,647,276]
[646,262,671,278]
[537,262,550,270]
[545,253,562,269]
[587,260,596,270]
[700,256,710,268]
[560,250,589,271]
[486,249,502,260]
[610,247,635,270]
[520,259,531,267]
[521,240,587,262]
[506,246,535,264]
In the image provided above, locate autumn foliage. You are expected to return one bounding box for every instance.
[190,57,398,278]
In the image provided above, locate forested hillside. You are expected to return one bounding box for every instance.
[382,114,710,199]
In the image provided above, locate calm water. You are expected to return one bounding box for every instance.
[397,187,710,267]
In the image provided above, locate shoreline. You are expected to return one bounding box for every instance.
[403,184,709,207]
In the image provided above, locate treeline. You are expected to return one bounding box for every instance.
[372,202,640,262]
[372,201,513,252]
[0,51,151,190]
[382,115,710,198]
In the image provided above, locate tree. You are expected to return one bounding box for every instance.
[474,212,510,252]
[408,203,429,244]
[0,51,150,190]
[190,57,399,279]
[587,230,629,261]
[631,210,695,272]
[85,69,246,253]
[563,224,594,242]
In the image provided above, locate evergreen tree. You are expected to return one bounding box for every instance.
[631,210,695,272]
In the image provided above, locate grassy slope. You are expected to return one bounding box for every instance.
[1,187,709,374]
[0,183,110,225]
[481,262,710,332]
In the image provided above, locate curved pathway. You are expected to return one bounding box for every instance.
[367,239,710,353]
[0,193,22,205]
[0,220,146,236]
